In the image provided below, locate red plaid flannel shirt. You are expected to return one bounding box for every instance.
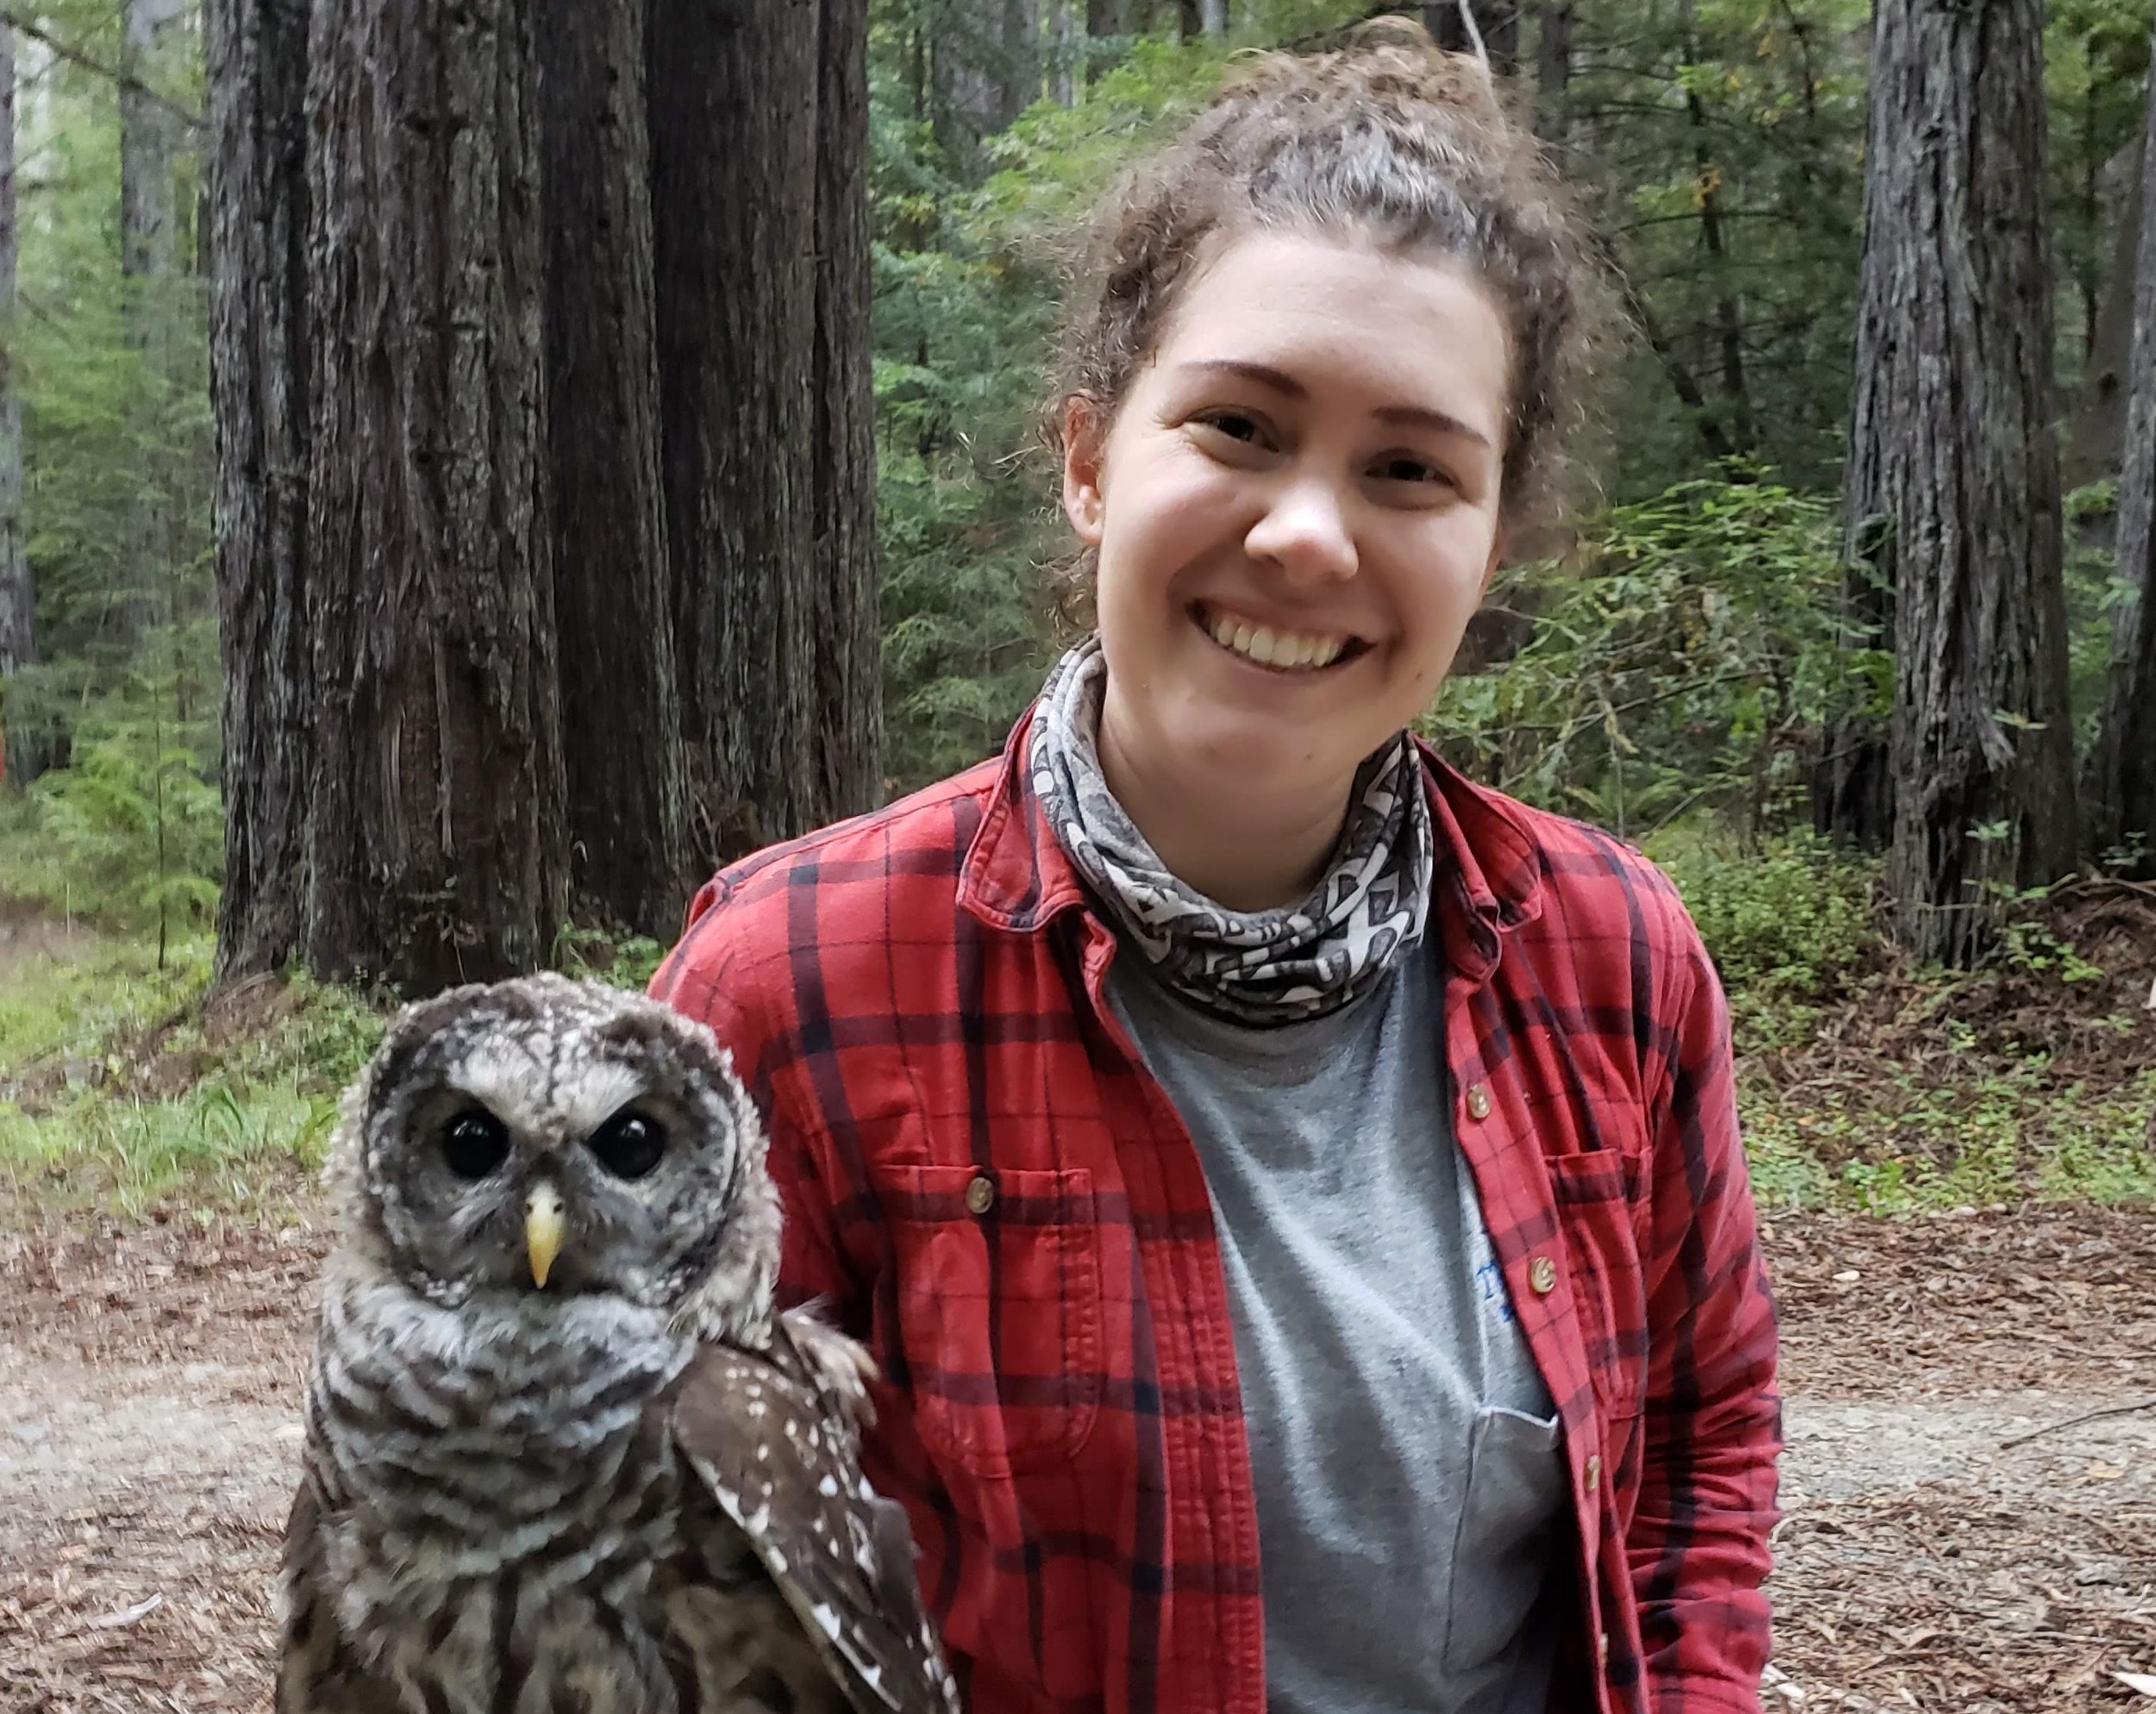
[652,719,1780,1714]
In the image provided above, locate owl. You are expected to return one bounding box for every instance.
[276,974,959,1714]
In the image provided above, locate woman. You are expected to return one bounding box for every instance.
[654,25,1778,1714]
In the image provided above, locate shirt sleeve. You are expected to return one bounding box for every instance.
[650,880,860,1326]
[1629,914,1782,1712]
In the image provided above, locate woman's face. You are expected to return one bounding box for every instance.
[1063,229,1510,819]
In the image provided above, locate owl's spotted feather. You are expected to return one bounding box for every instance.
[276,975,958,1714]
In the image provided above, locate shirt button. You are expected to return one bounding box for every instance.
[964,1174,997,1216]
[1585,1453,1601,1492]
[1528,1254,1558,1295]
[1464,1082,1492,1121]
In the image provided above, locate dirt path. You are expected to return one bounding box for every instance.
[2,1206,2153,1712]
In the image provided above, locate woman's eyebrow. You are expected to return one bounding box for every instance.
[1178,358,1492,448]
[1372,402,1492,448]
[1181,356,1308,395]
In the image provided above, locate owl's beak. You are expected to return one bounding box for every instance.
[525,1183,566,1289]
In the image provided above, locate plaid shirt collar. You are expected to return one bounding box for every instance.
[957,707,1546,983]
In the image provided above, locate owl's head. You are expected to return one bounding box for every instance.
[328,975,779,1343]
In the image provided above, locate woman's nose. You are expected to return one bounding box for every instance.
[1243,477,1359,585]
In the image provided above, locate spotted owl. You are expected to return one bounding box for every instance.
[276,974,959,1714]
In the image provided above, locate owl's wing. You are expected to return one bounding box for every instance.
[272,1476,404,1714]
[671,1315,961,1714]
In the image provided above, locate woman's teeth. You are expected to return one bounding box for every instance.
[1205,611,1348,671]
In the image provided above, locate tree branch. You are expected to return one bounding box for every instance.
[0,9,202,133]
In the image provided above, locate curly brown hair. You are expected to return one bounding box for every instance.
[1048,18,1608,615]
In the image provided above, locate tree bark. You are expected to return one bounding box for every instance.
[121,0,186,279]
[2090,16,2156,872]
[933,0,1033,170]
[118,0,188,655]
[1424,2,1518,75]
[1047,0,1074,102]
[1681,3,1753,458]
[1533,4,1570,141]
[0,23,34,685]
[1085,0,1122,80]
[653,0,880,868]
[809,0,883,826]
[303,0,568,989]
[2064,138,2143,491]
[206,0,311,979]
[1198,0,1225,36]
[536,0,689,936]
[1853,0,2076,965]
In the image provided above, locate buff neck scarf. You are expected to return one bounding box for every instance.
[1026,638,1434,1026]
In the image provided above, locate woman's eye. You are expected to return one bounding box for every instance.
[1198,410,1265,445]
[1373,455,1448,486]
[440,1110,510,1180]
[587,1111,667,1181]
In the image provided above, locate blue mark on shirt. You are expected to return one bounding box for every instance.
[1474,1255,1517,1323]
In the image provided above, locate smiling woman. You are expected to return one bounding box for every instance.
[1065,238,1514,910]
[654,19,1780,1714]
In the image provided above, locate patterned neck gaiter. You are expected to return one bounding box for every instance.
[1027,638,1434,1027]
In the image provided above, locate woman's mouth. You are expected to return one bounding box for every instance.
[1191,602,1367,673]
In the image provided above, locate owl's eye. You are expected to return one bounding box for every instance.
[587,1111,665,1181]
[440,1110,510,1180]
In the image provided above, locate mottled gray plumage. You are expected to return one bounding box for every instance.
[277,975,958,1714]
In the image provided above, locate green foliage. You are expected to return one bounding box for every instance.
[0,624,221,939]
[868,26,1234,788]
[0,934,386,1218]
[2064,477,2142,771]
[1742,1058,2156,1215]
[1432,474,1861,838]
[2044,0,2155,385]
[32,722,220,932]
[1656,829,1878,1047]
[15,13,214,682]
[1568,0,1871,498]
[1640,832,2154,1216]
[553,925,671,993]
[2,2,220,936]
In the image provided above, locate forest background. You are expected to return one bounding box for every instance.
[0,0,2152,1224]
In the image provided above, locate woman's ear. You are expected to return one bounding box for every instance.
[1062,396,1107,547]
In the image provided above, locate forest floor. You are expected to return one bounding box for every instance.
[0,1202,2152,1712]
[1,883,2153,1710]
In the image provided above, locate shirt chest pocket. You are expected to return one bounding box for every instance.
[884,1163,1105,1479]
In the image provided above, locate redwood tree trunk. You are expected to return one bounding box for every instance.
[0,23,34,685]
[809,0,883,825]
[930,0,1033,171]
[2090,15,2156,873]
[1533,4,1570,141]
[207,0,311,979]
[653,0,879,868]
[537,0,689,934]
[1856,0,2076,965]
[2063,137,2143,490]
[119,0,188,656]
[303,0,568,989]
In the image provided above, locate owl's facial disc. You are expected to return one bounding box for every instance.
[360,993,755,1312]
[378,1086,736,1307]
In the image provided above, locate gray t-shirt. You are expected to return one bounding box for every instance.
[1107,939,1567,1714]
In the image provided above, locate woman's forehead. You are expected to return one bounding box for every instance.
[1148,230,1512,436]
